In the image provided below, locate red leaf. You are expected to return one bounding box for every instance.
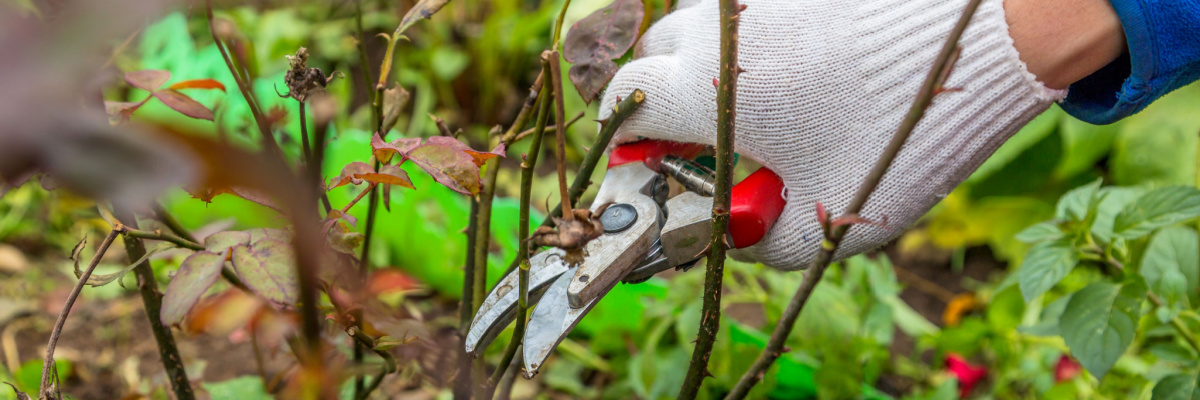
[168,79,227,92]
[815,202,828,224]
[153,89,214,121]
[104,100,145,122]
[406,136,486,195]
[125,69,170,91]
[562,0,644,104]
[367,269,420,295]
[371,133,421,164]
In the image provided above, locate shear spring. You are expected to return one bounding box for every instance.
[661,155,716,196]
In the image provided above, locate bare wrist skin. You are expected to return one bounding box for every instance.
[1004,0,1126,90]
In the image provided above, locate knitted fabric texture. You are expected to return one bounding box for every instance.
[597,0,1065,270]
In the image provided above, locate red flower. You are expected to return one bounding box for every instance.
[945,353,987,398]
[1055,354,1082,382]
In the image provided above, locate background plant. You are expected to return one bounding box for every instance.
[1,0,1199,399]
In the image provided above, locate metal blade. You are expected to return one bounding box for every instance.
[464,250,569,357]
[521,266,612,378]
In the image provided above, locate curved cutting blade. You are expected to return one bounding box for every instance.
[464,250,569,357]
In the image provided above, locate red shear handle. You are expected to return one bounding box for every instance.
[729,167,785,248]
[608,140,707,170]
[609,140,786,249]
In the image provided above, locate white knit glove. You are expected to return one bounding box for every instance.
[597,0,1066,270]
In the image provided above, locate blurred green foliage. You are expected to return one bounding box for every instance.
[3,0,1199,398]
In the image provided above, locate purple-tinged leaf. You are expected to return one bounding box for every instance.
[247,228,291,244]
[406,136,486,195]
[153,89,214,121]
[204,231,251,253]
[329,161,415,189]
[232,239,298,305]
[125,69,171,91]
[563,0,644,104]
[161,250,228,326]
[104,100,146,122]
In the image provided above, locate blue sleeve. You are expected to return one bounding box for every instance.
[1059,0,1200,125]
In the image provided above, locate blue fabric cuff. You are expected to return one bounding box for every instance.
[1059,0,1200,125]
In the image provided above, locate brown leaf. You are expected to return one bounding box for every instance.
[381,86,411,134]
[329,161,415,189]
[153,89,214,121]
[567,61,619,104]
[183,289,264,335]
[562,0,644,103]
[125,69,170,91]
[168,79,227,92]
[397,0,451,36]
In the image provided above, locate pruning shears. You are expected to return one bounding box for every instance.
[465,139,787,377]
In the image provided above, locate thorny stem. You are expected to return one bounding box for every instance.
[115,209,197,400]
[491,62,555,388]
[548,51,573,222]
[39,229,119,398]
[455,198,479,400]
[723,0,984,397]
[676,0,739,395]
[502,89,645,276]
[206,0,280,155]
[346,327,398,373]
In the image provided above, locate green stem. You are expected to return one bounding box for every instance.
[677,0,739,395]
[205,0,279,155]
[723,0,985,397]
[490,61,554,389]
[123,228,205,251]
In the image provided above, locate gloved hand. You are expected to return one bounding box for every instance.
[597,0,1068,270]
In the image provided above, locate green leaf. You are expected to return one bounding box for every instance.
[161,251,228,326]
[1055,115,1119,179]
[1015,221,1064,244]
[14,359,70,394]
[202,376,272,400]
[204,231,251,253]
[1020,292,1073,337]
[1059,279,1146,379]
[231,239,298,305]
[1111,84,1200,187]
[1152,371,1200,400]
[1114,186,1200,239]
[1055,178,1103,221]
[1090,186,1147,241]
[1142,227,1200,307]
[1018,239,1079,302]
